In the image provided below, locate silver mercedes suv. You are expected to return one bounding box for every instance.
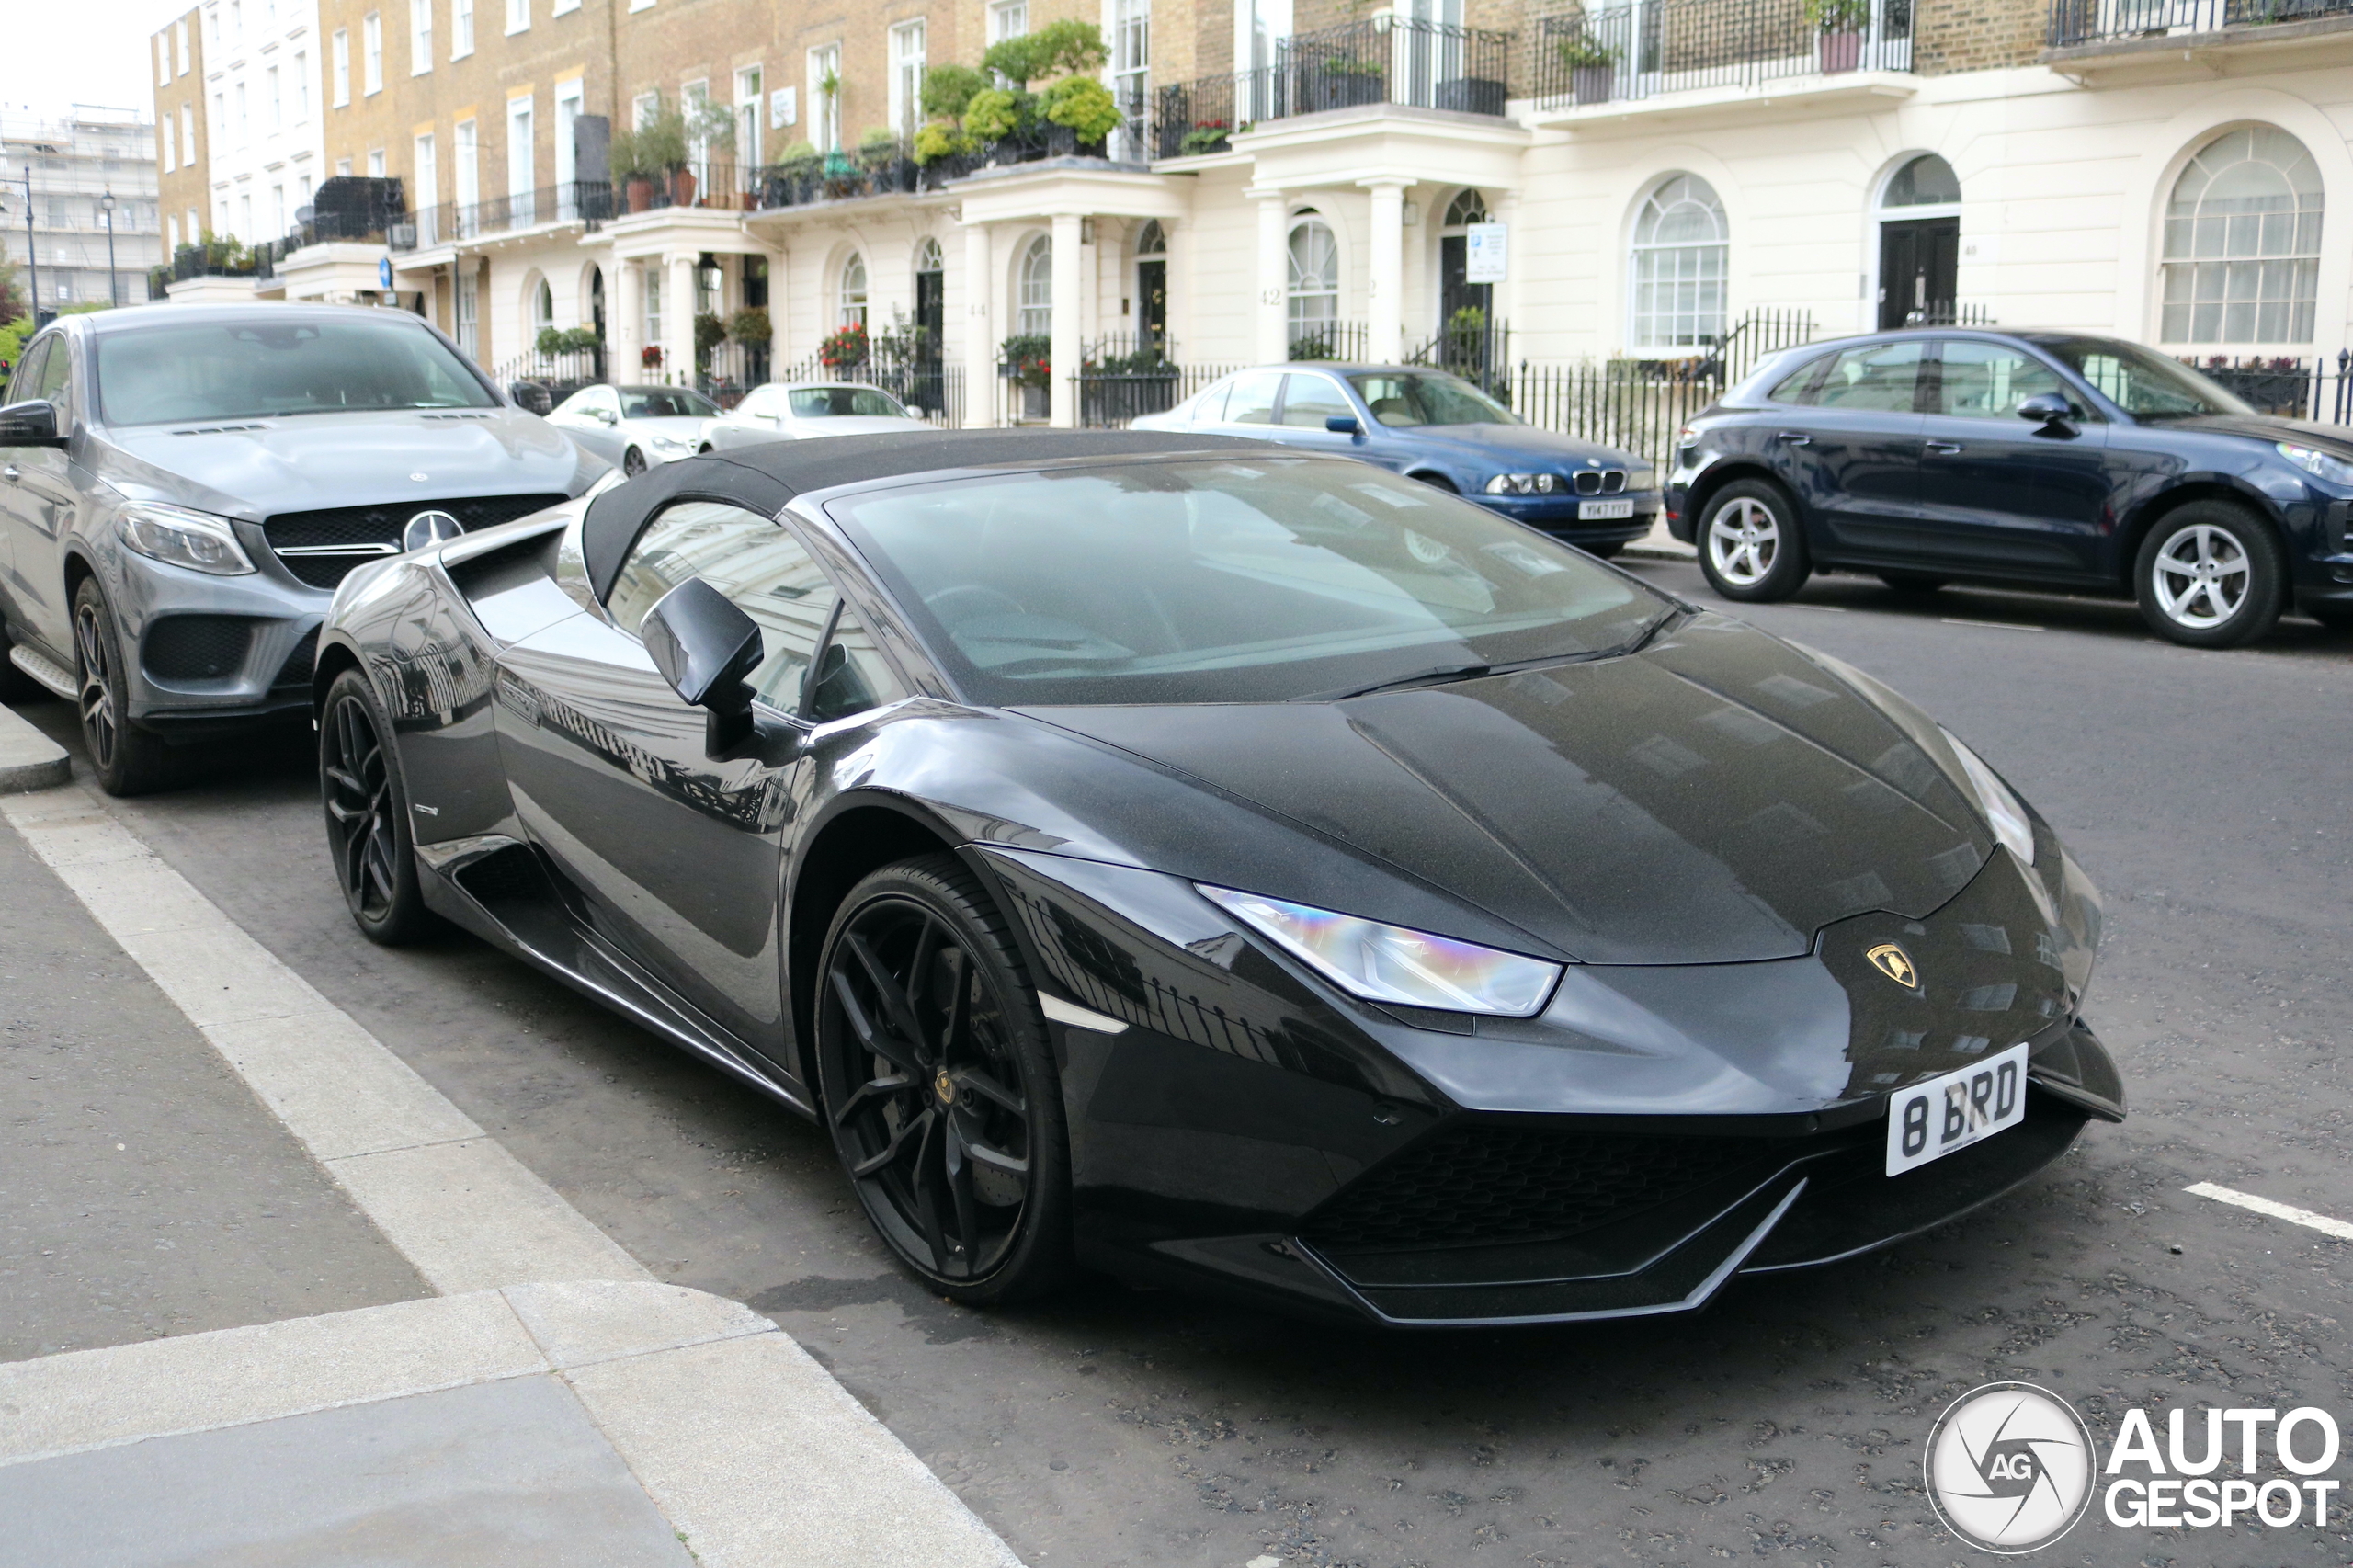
[0,302,606,793]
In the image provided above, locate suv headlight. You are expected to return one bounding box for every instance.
[2276,442,2353,486]
[1484,472,1560,495]
[1196,885,1562,1017]
[119,502,256,576]
[1939,728,2036,867]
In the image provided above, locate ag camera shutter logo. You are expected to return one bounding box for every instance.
[1925,1382,2097,1553]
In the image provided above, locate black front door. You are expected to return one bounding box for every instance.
[588,267,607,381]
[1136,257,1166,355]
[1879,218,1959,329]
[914,265,945,414]
[1439,235,1493,328]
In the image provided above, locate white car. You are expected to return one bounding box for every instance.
[545,383,721,474]
[700,381,938,452]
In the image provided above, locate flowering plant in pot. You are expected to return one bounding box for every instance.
[641,344,665,369]
[1805,0,1870,73]
[819,323,870,369]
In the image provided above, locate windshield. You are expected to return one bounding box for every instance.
[1347,371,1520,428]
[790,386,909,418]
[827,457,1669,706]
[622,387,720,419]
[95,317,495,426]
[2031,337,2252,419]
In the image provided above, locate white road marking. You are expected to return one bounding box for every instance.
[1938,618,2046,631]
[0,783,1025,1567]
[2184,1181,2353,1242]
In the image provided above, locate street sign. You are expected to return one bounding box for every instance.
[379,256,394,290]
[1466,222,1507,284]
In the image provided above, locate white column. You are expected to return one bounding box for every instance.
[612,259,642,381]
[1049,210,1083,428]
[765,246,789,380]
[962,220,995,428]
[1491,187,1522,352]
[1249,187,1288,365]
[667,254,698,389]
[1166,216,1195,361]
[1362,178,1410,366]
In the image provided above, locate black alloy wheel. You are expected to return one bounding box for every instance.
[622,446,648,476]
[816,856,1071,1306]
[321,668,436,944]
[71,577,177,796]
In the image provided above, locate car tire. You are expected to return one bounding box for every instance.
[1878,571,1949,595]
[1698,479,1810,603]
[1413,472,1458,494]
[622,447,647,476]
[2132,502,2286,649]
[320,667,439,945]
[815,854,1074,1309]
[72,577,178,797]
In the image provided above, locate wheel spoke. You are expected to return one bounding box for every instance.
[831,1070,915,1128]
[943,1114,982,1271]
[827,965,923,1074]
[843,932,932,1064]
[910,1111,951,1273]
[953,1062,1025,1117]
[849,1104,932,1179]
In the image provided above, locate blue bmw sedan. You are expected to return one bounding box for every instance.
[1666,328,2353,648]
[1133,365,1659,556]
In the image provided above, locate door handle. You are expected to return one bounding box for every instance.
[1774,431,1812,447]
[1924,440,1963,455]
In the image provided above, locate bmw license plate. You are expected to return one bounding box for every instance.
[1885,1042,2029,1176]
[1579,498,1635,520]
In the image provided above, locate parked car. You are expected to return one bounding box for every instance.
[1132,365,1659,556]
[313,428,2120,1324]
[700,381,938,452]
[0,302,604,795]
[1669,328,2353,647]
[545,383,722,475]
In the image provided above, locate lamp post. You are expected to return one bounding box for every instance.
[7,168,38,328]
[101,190,119,307]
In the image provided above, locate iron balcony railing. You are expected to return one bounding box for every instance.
[2049,0,2353,46]
[1534,0,1913,111]
[753,126,1141,213]
[1157,15,1515,159]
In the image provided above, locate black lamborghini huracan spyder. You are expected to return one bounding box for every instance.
[314,430,2124,1326]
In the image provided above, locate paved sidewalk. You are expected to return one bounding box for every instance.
[0,696,69,793]
[0,771,1024,1568]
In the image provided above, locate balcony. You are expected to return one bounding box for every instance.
[1156,16,1516,160]
[2046,0,2353,67]
[1532,0,1913,113]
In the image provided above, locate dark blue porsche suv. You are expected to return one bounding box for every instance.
[1666,329,2353,647]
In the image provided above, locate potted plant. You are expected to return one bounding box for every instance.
[1178,119,1231,157]
[1307,53,1386,113]
[1556,32,1620,105]
[820,322,870,370]
[1806,0,1870,73]
[727,307,771,347]
[641,344,665,370]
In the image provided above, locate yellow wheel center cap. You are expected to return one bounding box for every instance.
[934,1068,955,1104]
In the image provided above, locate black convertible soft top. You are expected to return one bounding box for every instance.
[579,428,1271,603]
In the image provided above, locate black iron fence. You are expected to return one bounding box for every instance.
[1535,0,1913,110]
[1158,15,1515,158]
[2184,350,2353,422]
[1289,320,1370,362]
[1509,309,1819,470]
[1073,363,1246,428]
[768,352,965,426]
[1409,317,1513,393]
[2048,0,2353,47]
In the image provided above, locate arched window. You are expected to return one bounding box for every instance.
[914,235,944,274]
[1881,154,1960,210]
[1134,218,1165,256]
[837,252,868,330]
[532,278,554,333]
[1630,174,1728,349]
[1017,233,1053,335]
[1287,213,1340,349]
[1442,188,1487,230]
[2162,126,2324,345]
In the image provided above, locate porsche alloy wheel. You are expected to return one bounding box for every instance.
[1699,480,1810,603]
[321,669,436,944]
[817,857,1071,1306]
[2134,503,2284,649]
[1708,498,1779,586]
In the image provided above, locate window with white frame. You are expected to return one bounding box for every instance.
[508,96,535,223]
[168,214,181,249]
[164,116,177,172]
[1630,173,1727,349]
[411,0,430,73]
[267,65,281,128]
[271,183,285,235]
[235,81,248,143]
[176,18,189,74]
[332,29,350,105]
[534,278,554,335]
[644,267,663,351]
[335,158,351,176]
[1286,214,1338,346]
[889,22,926,144]
[989,1,1028,43]
[456,265,479,355]
[181,105,195,159]
[369,147,385,176]
[157,35,170,87]
[212,89,225,141]
[453,118,477,235]
[294,52,309,119]
[808,44,841,153]
[633,92,660,130]
[187,205,200,239]
[453,0,473,57]
[556,77,583,215]
[2160,125,2324,346]
[413,131,436,214]
[363,13,382,94]
[1112,0,1149,150]
[506,0,528,35]
[733,65,763,166]
[553,0,577,15]
[682,79,712,162]
[838,252,868,329]
[1017,233,1052,335]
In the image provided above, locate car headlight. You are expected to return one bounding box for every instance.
[1483,472,1560,495]
[648,434,691,454]
[1625,464,1658,491]
[2275,442,2353,485]
[1939,728,2036,868]
[119,502,256,576]
[1195,884,1562,1017]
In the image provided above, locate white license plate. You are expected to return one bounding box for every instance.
[1579,498,1635,520]
[1885,1042,2029,1176]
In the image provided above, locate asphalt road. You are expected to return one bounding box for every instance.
[11,562,2352,1567]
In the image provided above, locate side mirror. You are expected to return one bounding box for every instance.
[642,577,763,752]
[2017,392,2075,427]
[1324,415,1363,437]
[0,400,65,448]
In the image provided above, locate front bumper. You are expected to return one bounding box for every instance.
[104,540,327,736]
[1474,488,1661,544]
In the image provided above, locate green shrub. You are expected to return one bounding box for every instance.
[1042,77,1120,144]
[726,307,770,346]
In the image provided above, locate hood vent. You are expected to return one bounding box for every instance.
[170,423,269,436]
[419,412,495,421]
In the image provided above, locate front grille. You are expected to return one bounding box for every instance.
[272,625,320,688]
[1303,1125,1801,1252]
[1573,469,1629,496]
[143,615,252,681]
[264,494,569,589]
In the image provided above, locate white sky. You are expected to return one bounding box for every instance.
[4,0,190,126]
